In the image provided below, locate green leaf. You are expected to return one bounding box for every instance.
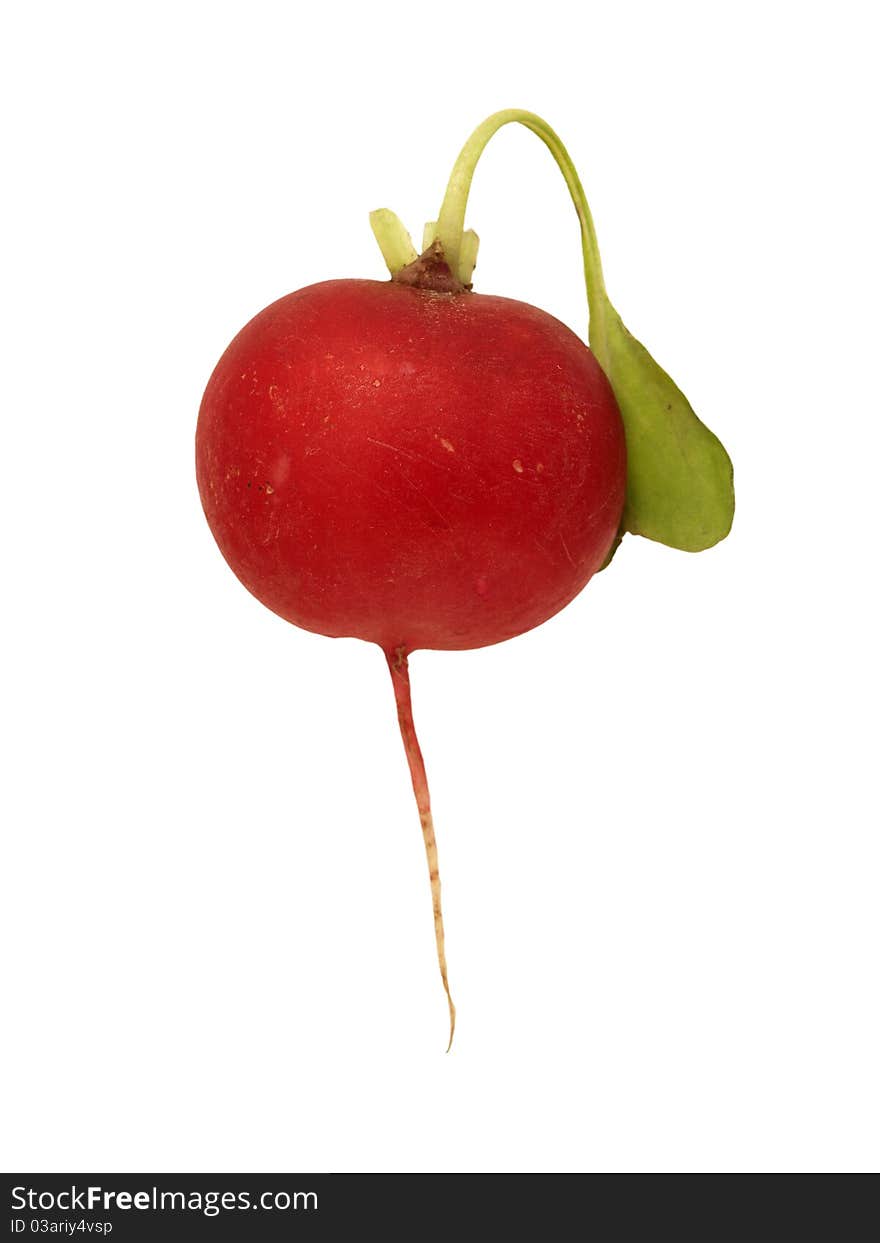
[592,302,734,552]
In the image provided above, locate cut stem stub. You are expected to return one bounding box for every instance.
[386,647,456,1050]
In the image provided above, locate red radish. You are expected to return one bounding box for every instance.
[196,110,734,1046]
[196,270,625,1041]
[196,277,625,653]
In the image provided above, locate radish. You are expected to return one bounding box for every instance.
[195,110,734,1047]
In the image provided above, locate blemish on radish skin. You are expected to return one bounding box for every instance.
[271,454,291,487]
[439,438,455,453]
[512,459,524,473]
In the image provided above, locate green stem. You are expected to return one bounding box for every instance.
[370,209,418,275]
[433,109,610,360]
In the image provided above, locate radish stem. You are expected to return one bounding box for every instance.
[386,646,456,1050]
[369,209,418,274]
[431,109,611,366]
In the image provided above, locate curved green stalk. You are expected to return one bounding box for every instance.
[432,109,610,362]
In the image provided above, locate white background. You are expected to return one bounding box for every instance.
[2,0,877,1174]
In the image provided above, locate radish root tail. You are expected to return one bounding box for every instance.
[386,646,456,1050]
